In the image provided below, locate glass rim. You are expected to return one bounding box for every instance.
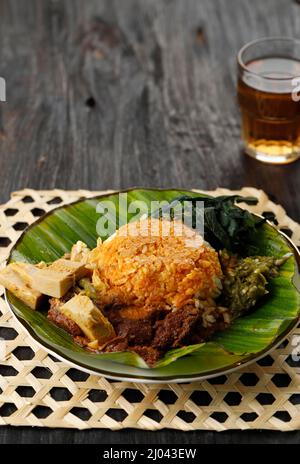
[238,36,300,81]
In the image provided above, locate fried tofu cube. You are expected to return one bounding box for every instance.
[0,264,43,310]
[0,254,90,302]
[32,268,74,298]
[49,258,88,280]
[60,294,115,343]
[10,261,73,298]
[15,259,88,298]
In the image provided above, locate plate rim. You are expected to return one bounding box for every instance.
[5,187,300,383]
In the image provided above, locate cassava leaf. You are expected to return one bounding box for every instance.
[151,194,264,253]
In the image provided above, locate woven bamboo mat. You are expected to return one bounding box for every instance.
[1,187,300,431]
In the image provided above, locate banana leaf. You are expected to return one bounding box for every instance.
[6,188,300,380]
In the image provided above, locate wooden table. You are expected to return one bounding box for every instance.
[1,0,300,444]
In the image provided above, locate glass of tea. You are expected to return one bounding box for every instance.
[237,37,300,164]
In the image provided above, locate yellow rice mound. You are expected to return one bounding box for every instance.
[88,218,222,311]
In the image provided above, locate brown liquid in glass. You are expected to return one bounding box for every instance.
[238,57,300,163]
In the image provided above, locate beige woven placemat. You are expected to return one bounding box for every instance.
[1,187,300,431]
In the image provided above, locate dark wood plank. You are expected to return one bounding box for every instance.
[1,0,300,444]
[1,426,300,444]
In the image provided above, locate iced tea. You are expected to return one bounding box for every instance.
[237,38,300,164]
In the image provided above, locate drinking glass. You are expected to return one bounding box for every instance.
[237,37,300,164]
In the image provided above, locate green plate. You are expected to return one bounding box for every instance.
[5,188,300,383]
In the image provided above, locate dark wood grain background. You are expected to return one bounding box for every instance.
[1,0,300,444]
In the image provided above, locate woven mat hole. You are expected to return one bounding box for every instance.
[0,327,18,340]
[0,364,18,376]
[157,390,178,405]
[190,391,212,406]
[88,389,108,402]
[22,196,34,203]
[279,228,293,238]
[12,346,35,361]
[143,409,163,423]
[210,412,228,423]
[0,403,17,417]
[31,208,45,217]
[277,339,289,349]
[289,394,300,405]
[239,373,259,386]
[255,393,275,405]
[48,354,60,363]
[208,375,227,385]
[177,410,196,423]
[4,208,18,216]
[66,368,90,382]
[273,411,292,422]
[271,373,291,387]
[0,237,11,247]
[285,354,300,368]
[13,222,28,231]
[262,211,278,225]
[47,197,63,205]
[70,407,92,421]
[16,386,36,398]
[106,409,128,422]
[50,387,72,401]
[122,388,144,403]
[257,355,274,366]
[31,366,53,379]
[223,392,242,406]
[240,412,258,422]
[32,406,53,419]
